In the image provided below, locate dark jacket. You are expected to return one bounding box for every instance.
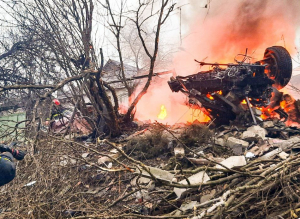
[0,152,16,186]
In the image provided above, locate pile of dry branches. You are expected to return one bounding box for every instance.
[1,123,300,219]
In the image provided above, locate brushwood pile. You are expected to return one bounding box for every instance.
[2,117,300,219]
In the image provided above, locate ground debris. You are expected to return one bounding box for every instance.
[174,171,210,198]
[215,156,246,169]
[3,122,300,219]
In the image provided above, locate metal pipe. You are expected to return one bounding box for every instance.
[245,96,257,125]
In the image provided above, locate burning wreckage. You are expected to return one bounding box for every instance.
[168,46,293,126]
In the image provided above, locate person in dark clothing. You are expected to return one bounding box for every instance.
[0,143,26,186]
[45,99,91,134]
[50,99,68,120]
[45,99,71,133]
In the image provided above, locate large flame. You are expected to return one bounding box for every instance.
[132,78,212,124]
[131,0,300,125]
[174,0,300,75]
[158,105,167,120]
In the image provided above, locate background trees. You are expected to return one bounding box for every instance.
[0,0,176,140]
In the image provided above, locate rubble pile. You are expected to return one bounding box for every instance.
[2,120,300,218]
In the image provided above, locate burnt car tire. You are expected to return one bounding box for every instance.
[263,46,292,89]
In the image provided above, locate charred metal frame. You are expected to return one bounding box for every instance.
[168,46,292,126]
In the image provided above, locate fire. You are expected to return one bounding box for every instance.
[241,99,253,107]
[206,94,214,100]
[158,105,167,120]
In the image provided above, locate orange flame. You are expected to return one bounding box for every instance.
[206,94,214,100]
[158,105,167,120]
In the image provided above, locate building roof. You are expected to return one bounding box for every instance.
[102,59,137,89]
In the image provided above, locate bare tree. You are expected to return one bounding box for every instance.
[0,0,175,140]
[101,0,136,98]
[123,0,175,121]
[99,0,175,121]
[0,0,122,137]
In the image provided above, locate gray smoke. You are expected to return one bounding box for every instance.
[174,0,300,75]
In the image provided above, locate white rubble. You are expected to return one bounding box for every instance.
[214,138,225,146]
[245,152,255,158]
[174,171,210,198]
[246,125,268,139]
[241,131,257,141]
[262,121,274,128]
[174,146,185,156]
[131,176,152,186]
[227,137,249,148]
[136,166,175,183]
[215,156,247,169]
[278,151,289,160]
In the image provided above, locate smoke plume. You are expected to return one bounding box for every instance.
[135,0,300,124]
[174,0,300,75]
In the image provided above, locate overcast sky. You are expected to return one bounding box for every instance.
[0,0,299,73]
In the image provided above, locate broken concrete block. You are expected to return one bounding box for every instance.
[174,146,185,156]
[231,144,243,155]
[215,138,226,146]
[136,166,175,183]
[241,131,258,142]
[278,151,289,160]
[227,137,249,148]
[174,171,210,198]
[131,176,152,186]
[215,156,247,169]
[262,121,274,128]
[247,125,267,139]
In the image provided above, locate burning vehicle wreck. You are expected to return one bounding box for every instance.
[168,46,293,126]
